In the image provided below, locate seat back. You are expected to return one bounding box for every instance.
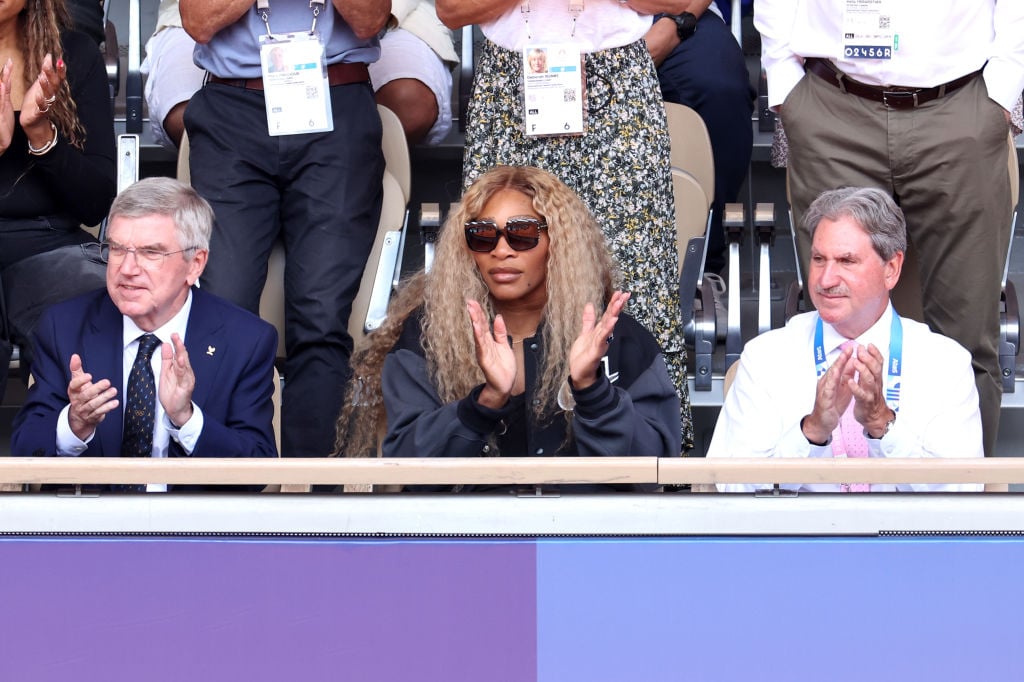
[665,102,715,277]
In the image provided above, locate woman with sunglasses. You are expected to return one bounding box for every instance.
[436,0,693,452]
[335,166,681,490]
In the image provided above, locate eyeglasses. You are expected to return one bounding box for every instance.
[464,217,548,252]
[101,242,198,268]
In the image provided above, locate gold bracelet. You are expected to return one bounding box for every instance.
[27,122,58,156]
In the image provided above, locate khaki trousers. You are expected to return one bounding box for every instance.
[783,73,1012,456]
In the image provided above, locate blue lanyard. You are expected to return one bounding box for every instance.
[813,312,903,413]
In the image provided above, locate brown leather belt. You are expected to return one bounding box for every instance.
[804,57,980,110]
[208,61,369,91]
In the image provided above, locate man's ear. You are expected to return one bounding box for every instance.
[186,249,208,286]
[883,250,904,291]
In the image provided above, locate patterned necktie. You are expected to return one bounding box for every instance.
[831,340,870,493]
[121,334,162,458]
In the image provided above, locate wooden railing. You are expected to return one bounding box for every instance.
[0,457,1021,488]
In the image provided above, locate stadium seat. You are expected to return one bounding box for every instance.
[665,101,720,390]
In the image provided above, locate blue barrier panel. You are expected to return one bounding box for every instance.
[3,534,1023,682]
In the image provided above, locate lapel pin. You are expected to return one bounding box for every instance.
[207,346,216,356]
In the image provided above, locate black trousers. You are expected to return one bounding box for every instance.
[185,81,384,457]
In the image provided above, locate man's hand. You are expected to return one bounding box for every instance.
[467,299,516,409]
[801,345,855,444]
[159,334,195,427]
[847,343,894,438]
[66,354,119,441]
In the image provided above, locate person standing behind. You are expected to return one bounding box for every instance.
[180,0,389,457]
[436,0,693,450]
[708,187,983,493]
[372,0,458,145]
[12,178,278,487]
[645,1,753,273]
[756,0,1024,455]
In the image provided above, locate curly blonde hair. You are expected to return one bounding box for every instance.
[334,165,619,457]
[19,0,85,148]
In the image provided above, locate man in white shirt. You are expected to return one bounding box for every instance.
[708,187,983,493]
[756,0,1024,456]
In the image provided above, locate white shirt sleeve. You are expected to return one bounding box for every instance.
[55,404,92,456]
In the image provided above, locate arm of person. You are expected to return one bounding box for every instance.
[24,37,116,225]
[571,355,681,458]
[862,342,984,492]
[752,0,804,110]
[434,0,521,30]
[334,0,392,40]
[623,1,697,17]
[179,0,253,44]
[644,0,713,66]
[381,349,512,458]
[186,322,278,458]
[984,1,1024,116]
[706,338,831,493]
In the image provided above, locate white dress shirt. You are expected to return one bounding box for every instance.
[708,305,984,493]
[56,293,205,491]
[755,0,1024,111]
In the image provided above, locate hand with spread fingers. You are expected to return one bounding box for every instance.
[20,53,64,149]
[66,353,120,442]
[569,290,629,390]
[848,342,896,437]
[466,299,516,409]
[159,333,196,427]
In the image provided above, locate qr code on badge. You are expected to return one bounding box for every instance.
[879,15,890,29]
[563,88,576,103]
[306,86,318,99]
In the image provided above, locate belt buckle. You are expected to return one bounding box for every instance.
[882,90,918,108]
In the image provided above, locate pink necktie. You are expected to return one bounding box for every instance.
[831,340,870,493]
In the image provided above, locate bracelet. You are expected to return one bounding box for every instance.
[27,122,58,156]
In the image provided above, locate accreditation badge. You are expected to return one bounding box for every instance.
[259,32,333,136]
[522,42,585,138]
[841,0,896,60]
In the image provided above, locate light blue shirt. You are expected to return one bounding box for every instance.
[193,3,380,79]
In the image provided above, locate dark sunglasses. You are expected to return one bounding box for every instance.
[464,217,548,252]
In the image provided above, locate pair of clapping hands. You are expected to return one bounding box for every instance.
[0,53,63,155]
[66,334,196,441]
[804,342,896,443]
[466,291,629,410]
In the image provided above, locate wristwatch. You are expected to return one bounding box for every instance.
[866,412,896,440]
[666,12,698,41]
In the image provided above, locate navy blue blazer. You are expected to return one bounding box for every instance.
[11,287,278,459]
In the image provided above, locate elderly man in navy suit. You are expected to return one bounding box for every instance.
[12,178,278,478]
